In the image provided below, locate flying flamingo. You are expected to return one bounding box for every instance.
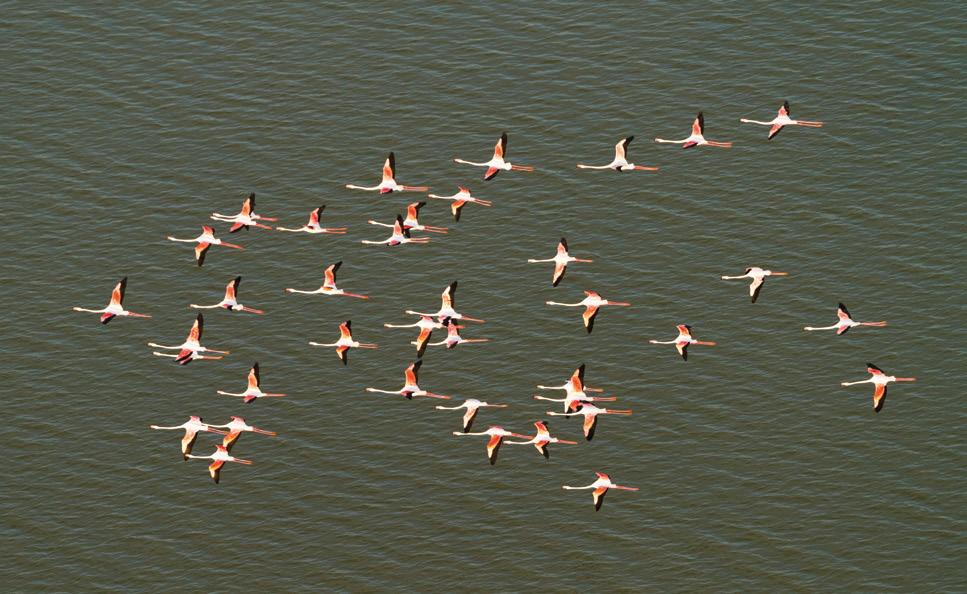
[284,261,368,298]
[72,277,151,324]
[504,420,577,459]
[369,201,448,234]
[451,426,531,465]
[435,399,509,432]
[534,364,616,412]
[276,205,347,234]
[148,313,229,365]
[217,362,287,403]
[545,290,630,333]
[655,112,733,148]
[185,444,252,484]
[562,472,638,511]
[167,225,243,267]
[537,364,605,395]
[453,132,535,180]
[740,101,823,139]
[210,192,277,232]
[149,416,227,460]
[309,320,378,365]
[841,363,916,413]
[190,276,264,314]
[361,215,431,246]
[721,267,789,303]
[208,416,277,451]
[649,324,716,361]
[425,318,490,350]
[576,136,659,172]
[527,237,593,287]
[804,303,887,335]
[426,187,492,221]
[345,152,429,194]
[365,360,450,399]
[405,281,485,323]
[384,316,445,357]
[546,403,632,441]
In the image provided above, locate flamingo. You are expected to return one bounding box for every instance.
[210,192,277,232]
[451,426,531,465]
[167,225,243,267]
[504,420,577,459]
[649,324,716,361]
[217,362,287,403]
[435,399,508,432]
[345,152,429,194]
[365,360,450,399]
[284,261,368,298]
[384,316,445,358]
[655,112,733,148]
[842,363,916,413]
[576,136,659,172]
[804,303,887,335]
[309,320,378,365]
[276,205,347,234]
[721,267,789,303]
[546,403,632,441]
[426,187,493,222]
[185,444,252,484]
[369,201,448,234]
[72,277,151,324]
[425,318,490,350]
[527,237,593,287]
[208,416,277,451]
[149,416,227,460]
[740,101,823,139]
[562,472,638,511]
[405,281,485,323]
[190,276,264,314]
[149,313,229,364]
[545,290,630,333]
[534,364,616,412]
[453,132,535,180]
[361,215,431,246]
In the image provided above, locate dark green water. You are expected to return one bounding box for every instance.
[3,2,965,592]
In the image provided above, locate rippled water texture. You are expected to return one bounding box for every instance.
[3,2,965,591]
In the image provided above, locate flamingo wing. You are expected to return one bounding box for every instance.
[339,320,353,341]
[676,342,689,361]
[382,152,396,184]
[324,261,341,288]
[749,276,765,303]
[248,362,260,390]
[779,100,790,117]
[867,363,885,376]
[484,167,500,181]
[486,434,503,465]
[592,486,608,511]
[616,136,633,160]
[450,200,466,221]
[873,384,887,412]
[309,205,324,226]
[552,261,567,287]
[188,313,204,342]
[837,303,852,321]
[692,112,704,135]
[223,431,241,451]
[583,414,598,441]
[241,193,254,216]
[493,132,507,160]
[194,242,211,267]
[181,429,199,460]
[110,277,127,307]
[582,304,600,334]
[208,459,225,483]
[225,276,240,302]
[414,327,432,357]
[462,407,478,433]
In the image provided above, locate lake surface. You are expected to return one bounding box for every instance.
[3,2,965,591]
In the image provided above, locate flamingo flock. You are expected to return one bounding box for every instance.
[75,108,918,510]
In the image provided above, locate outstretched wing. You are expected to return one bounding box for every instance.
[382,152,396,183]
